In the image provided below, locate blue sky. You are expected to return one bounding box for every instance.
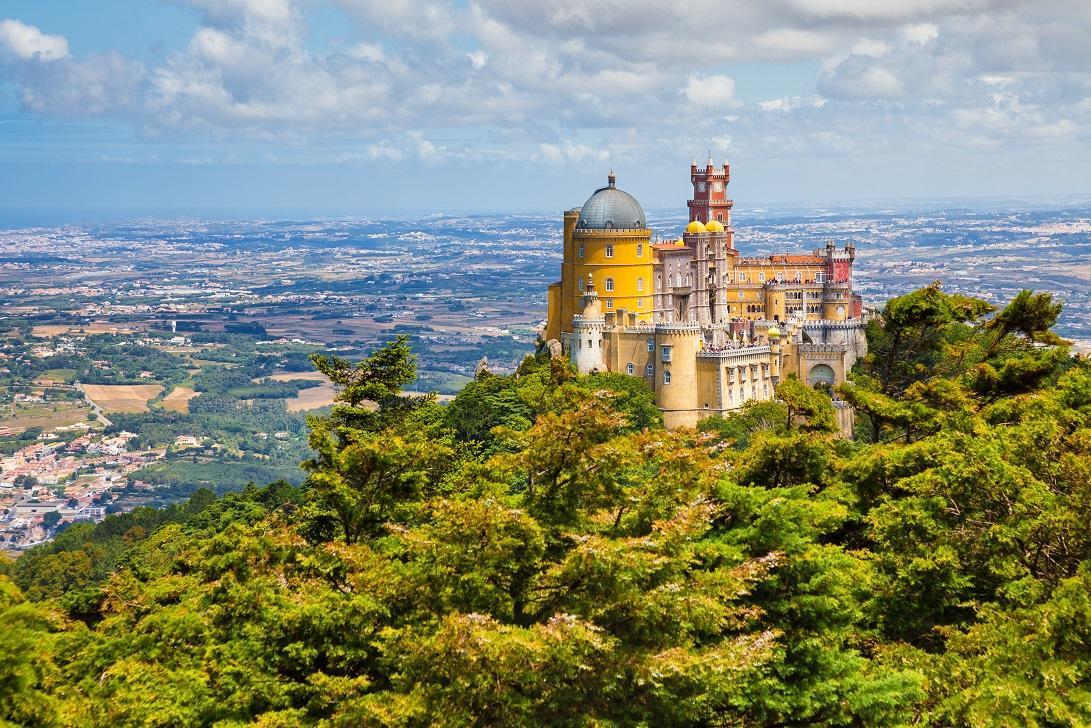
[1,0,1089,222]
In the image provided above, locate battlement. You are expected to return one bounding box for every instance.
[696,345,771,360]
[798,343,849,354]
[654,322,702,334]
[799,319,864,330]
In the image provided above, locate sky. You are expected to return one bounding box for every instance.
[0,0,1089,222]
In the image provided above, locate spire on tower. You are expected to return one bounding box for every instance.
[607,170,616,187]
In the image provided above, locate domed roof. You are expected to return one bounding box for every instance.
[705,219,725,233]
[685,220,706,234]
[576,173,646,230]
[766,324,781,338]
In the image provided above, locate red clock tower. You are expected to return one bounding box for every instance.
[688,157,734,226]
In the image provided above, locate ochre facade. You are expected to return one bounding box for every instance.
[545,162,867,431]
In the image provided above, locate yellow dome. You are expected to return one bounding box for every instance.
[705,219,725,233]
[685,220,706,234]
[767,325,781,338]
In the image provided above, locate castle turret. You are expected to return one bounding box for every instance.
[571,274,607,373]
[653,322,703,429]
[688,154,733,226]
[767,324,783,382]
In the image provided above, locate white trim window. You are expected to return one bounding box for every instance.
[661,345,672,363]
[605,244,614,258]
[645,363,654,376]
[605,278,614,292]
[626,362,635,375]
[646,337,655,352]
[663,370,672,384]
[606,298,614,309]
[636,277,644,292]
[636,243,643,257]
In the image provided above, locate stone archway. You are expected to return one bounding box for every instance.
[807,363,836,388]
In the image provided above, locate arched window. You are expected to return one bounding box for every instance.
[686,273,692,286]
[636,243,643,257]
[663,370,672,385]
[605,278,614,292]
[646,337,655,352]
[626,362,635,375]
[717,213,724,222]
[675,272,682,287]
[656,274,662,290]
[605,245,614,258]
[577,243,584,258]
[636,277,643,291]
[645,363,654,376]
[606,298,613,309]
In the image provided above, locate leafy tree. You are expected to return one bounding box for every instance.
[1,288,1087,727]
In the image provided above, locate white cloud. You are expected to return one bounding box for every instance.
[682,74,741,110]
[903,23,939,44]
[0,18,68,61]
[536,140,610,164]
[1,0,1089,175]
[366,140,405,161]
[348,43,384,61]
[758,96,827,112]
[408,131,441,162]
[467,50,488,70]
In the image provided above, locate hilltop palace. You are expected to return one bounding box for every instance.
[544,160,867,430]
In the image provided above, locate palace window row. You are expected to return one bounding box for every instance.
[578,242,643,259]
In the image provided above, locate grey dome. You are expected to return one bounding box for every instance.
[576,174,646,230]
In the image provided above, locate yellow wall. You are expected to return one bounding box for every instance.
[563,229,654,331]
[654,328,702,428]
[558,210,580,334]
[545,283,562,342]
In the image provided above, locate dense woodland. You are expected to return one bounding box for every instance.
[2,284,1090,726]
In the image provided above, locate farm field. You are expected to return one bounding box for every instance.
[160,386,199,413]
[0,401,91,432]
[31,322,146,337]
[263,371,329,383]
[286,384,337,412]
[35,369,77,385]
[81,384,164,413]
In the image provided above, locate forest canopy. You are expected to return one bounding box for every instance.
[2,284,1090,727]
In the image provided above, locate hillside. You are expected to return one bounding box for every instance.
[1,284,1089,726]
